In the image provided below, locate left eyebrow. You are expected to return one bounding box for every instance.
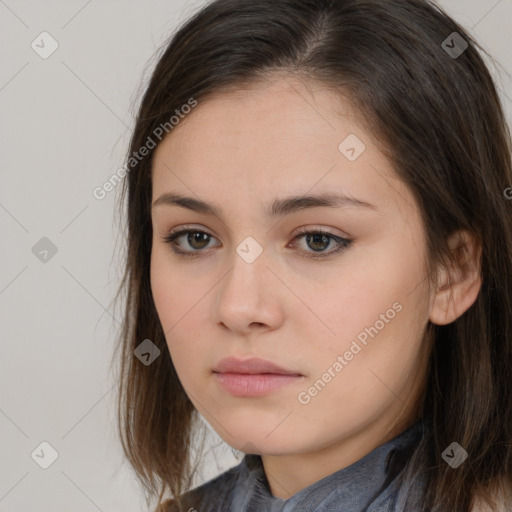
[152,191,378,218]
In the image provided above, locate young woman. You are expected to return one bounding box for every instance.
[111,1,512,510]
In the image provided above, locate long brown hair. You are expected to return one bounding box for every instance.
[111,0,512,510]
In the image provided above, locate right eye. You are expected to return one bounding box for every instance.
[162,228,219,257]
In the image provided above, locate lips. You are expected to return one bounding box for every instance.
[212,357,304,397]
[213,356,302,375]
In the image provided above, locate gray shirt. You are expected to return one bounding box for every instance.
[164,419,429,512]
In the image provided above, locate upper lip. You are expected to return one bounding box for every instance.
[213,357,302,375]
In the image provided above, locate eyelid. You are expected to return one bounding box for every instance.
[165,224,218,239]
[165,223,351,239]
[293,224,352,239]
[162,223,353,260]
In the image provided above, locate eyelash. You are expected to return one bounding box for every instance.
[161,225,353,260]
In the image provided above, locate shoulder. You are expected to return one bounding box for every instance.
[154,458,246,512]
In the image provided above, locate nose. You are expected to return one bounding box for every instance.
[212,245,284,335]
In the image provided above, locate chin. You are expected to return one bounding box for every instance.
[215,422,304,456]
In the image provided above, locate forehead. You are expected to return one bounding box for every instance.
[151,77,413,219]
[153,77,364,168]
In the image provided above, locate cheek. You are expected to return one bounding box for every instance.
[296,290,428,435]
[304,235,429,377]
[150,243,201,329]
[150,244,210,381]
[150,246,175,328]
[321,247,423,331]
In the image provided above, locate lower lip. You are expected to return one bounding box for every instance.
[214,372,303,397]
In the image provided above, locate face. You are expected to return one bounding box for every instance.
[150,76,434,458]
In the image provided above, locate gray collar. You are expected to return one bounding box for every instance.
[232,419,427,512]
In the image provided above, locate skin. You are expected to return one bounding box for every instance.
[150,75,482,498]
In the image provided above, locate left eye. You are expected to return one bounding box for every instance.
[162,227,353,259]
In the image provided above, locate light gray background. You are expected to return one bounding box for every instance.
[0,1,510,511]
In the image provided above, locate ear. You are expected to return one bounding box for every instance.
[429,230,482,326]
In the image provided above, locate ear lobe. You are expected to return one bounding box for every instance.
[429,230,482,326]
